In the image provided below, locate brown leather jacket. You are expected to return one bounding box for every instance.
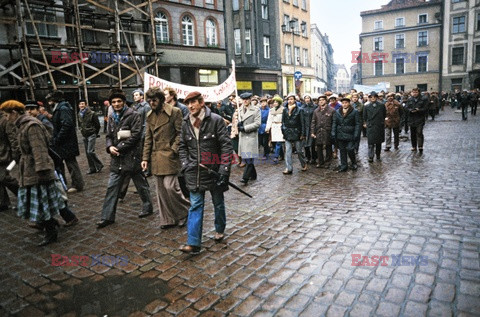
[385,99,404,129]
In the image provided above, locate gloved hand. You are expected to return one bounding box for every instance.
[216,174,229,188]
[238,121,245,132]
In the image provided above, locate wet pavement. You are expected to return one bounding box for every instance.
[0,107,479,316]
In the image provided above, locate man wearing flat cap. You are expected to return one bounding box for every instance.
[237,92,261,185]
[178,91,233,254]
[363,91,386,162]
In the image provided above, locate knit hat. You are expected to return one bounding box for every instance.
[108,88,127,102]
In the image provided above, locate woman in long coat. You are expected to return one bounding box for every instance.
[237,92,261,185]
[0,100,63,246]
[265,96,285,163]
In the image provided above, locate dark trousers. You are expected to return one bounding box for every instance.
[258,133,270,158]
[471,103,477,116]
[0,171,18,208]
[61,157,84,191]
[315,143,332,165]
[410,124,424,149]
[242,159,257,181]
[101,170,153,221]
[83,135,104,173]
[338,140,356,169]
[368,143,382,159]
[462,105,468,120]
[59,203,76,222]
[304,145,317,163]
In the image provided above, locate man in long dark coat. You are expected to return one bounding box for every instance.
[364,91,386,162]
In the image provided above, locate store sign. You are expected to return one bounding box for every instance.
[237,81,252,90]
[262,82,277,90]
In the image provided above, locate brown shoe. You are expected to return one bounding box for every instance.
[301,164,308,171]
[179,245,201,254]
[214,232,224,241]
[238,163,246,168]
[28,222,44,230]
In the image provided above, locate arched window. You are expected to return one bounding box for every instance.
[182,15,194,46]
[155,12,169,43]
[206,19,217,46]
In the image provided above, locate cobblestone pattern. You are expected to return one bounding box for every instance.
[0,108,479,316]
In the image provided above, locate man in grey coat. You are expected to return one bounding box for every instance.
[364,91,386,162]
[237,92,261,185]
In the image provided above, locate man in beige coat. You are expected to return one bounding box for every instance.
[142,87,189,229]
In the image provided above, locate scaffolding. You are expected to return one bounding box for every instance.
[0,0,164,104]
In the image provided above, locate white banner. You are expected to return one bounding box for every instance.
[144,61,237,102]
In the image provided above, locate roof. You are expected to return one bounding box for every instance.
[360,0,441,17]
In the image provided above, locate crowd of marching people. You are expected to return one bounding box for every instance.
[0,86,477,252]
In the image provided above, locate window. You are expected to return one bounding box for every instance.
[155,12,169,43]
[418,31,428,46]
[476,44,480,63]
[302,21,307,37]
[301,0,306,10]
[451,78,462,90]
[395,58,405,74]
[81,16,96,43]
[293,0,298,6]
[417,84,427,92]
[293,18,299,34]
[284,15,290,28]
[452,0,465,2]
[182,15,194,46]
[418,55,427,72]
[477,13,480,31]
[395,85,405,93]
[120,20,134,46]
[453,16,466,33]
[285,44,292,64]
[234,28,241,55]
[263,36,270,59]
[205,0,214,3]
[245,29,251,54]
[395,34,405,48]
[294,46,300,65]
[199,69,218,86]
[395,17,405,27]
[233,0,239,11]
[374,37,383,51]
[206,19,217,46]
[418,14,427,24]
[26,7,58,37]
[244,0,249,10]
[452,47,464,65]
[374,60,383,76]
[261,0,268,19]
[374,20,383,30]
[303,48,308,66]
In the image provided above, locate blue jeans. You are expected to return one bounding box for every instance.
[285,140,306,172]
[187,188,226,247]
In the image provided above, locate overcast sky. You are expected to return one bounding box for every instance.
[310,0,390,72]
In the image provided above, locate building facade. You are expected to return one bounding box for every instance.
[279,0,314,96]
[0,0,228,102]
[224,0,282,96]
[334,64,351,93]
[359,0,442,93]
[442,0,480,91]
[311,24,335,94]
[350,64,361,89]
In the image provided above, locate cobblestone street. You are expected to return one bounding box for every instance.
[0,107,479,316]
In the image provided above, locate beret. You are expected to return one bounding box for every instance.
[239,92,253,99]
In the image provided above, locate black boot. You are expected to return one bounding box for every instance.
[38,218,58,246]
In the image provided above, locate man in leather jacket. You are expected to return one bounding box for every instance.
[178,91,233,254]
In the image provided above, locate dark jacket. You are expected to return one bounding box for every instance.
[281,106,305,142]
[37,114,53,137]
[133,100,151,137]
[106,107,143,173]
[405,96,427,127]
[310,105,335,145]
[220,102,235,122]
[385,100,404,129]
[179,107,233,192]
[78,107,100,138]
[51,100,80,159]
[258,107,270,135]
[363,101,386,144]
[175,101,189,118]
[302,102,316,147]
[16,115,56,187]
[332,107,360,142]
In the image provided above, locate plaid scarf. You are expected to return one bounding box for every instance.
[112,106,127,125]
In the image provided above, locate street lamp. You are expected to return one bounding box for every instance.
[281,20,307,93]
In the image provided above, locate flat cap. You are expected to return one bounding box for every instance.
[370,91,378,97]
[184,91,202,104]
[318,94,327,100]
[239,92,253,99]
[340,96,351,102]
